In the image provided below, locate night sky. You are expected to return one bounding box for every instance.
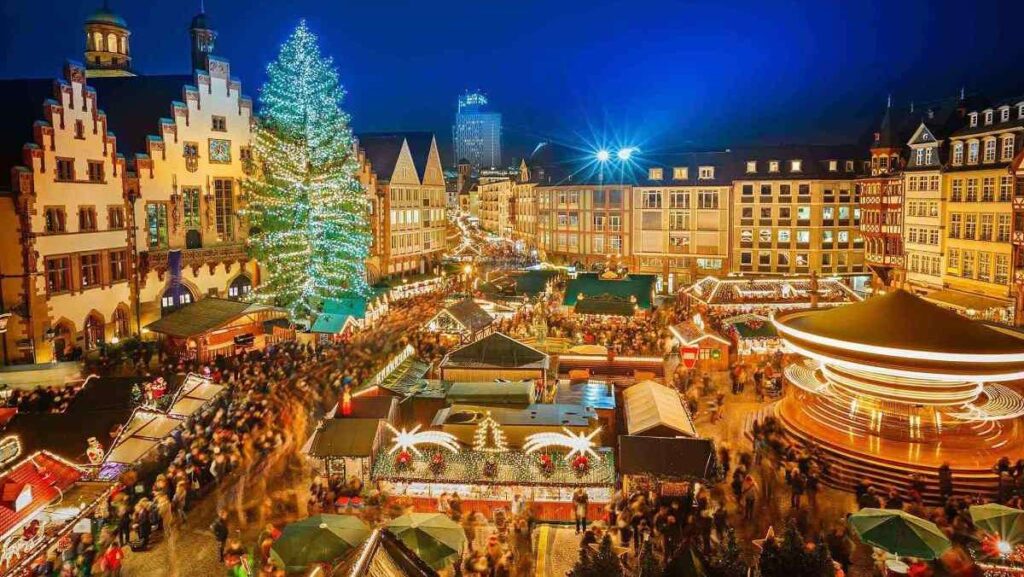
[2,0,1022,164]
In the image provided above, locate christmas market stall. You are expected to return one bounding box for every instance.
[444,382,535,407]
[617,436,717,496]
[669,315,732,371]
[145,298,292,362]
[344,528,439,577]
[622,380,697,438]
[439,332,549,387]
[563,271,657,317]
[423,298,494,345]
[166,372,225,420]
[310,292,389,342]
[306,418,387,483]
[101,408,183,470]
[685,275,861,311]
[720,313,781,356]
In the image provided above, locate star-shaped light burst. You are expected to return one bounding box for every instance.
[523,427,602,460]
[752,526,776,552]
[386,424,460,456]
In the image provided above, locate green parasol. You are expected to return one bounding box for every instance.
[970,503,1024,545]
[849,508,951,560]
[386,512,467,570]
[270,514,370,573]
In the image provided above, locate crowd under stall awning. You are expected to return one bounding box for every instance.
[167,372,224,419]
[617,435,716,481]
[622,380,696,438]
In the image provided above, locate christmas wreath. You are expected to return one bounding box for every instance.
[429,451,446,475]
[395,450,413,471]
[537,453,555,477]
[482,459,498,478]
[571,454,590,476]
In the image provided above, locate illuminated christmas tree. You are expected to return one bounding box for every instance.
[243,20,370,319]
[473,412,508,453]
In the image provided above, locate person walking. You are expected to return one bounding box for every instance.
[211,510,229,562]
[102,543,123,577]
[742,474,758,520]
[572,488,589,534]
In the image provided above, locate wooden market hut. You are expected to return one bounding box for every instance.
[423,298,494,344]
[621,380,697,438]
[306,418,386,481]
[310,292,389,341]
[617,435,717,494]
[430,403,599,448]
[439,332,549,385]
[563,272,657,316]
[669,319,732,371]
[145,298,292,362]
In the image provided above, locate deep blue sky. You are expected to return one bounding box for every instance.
[2,0,1022,164]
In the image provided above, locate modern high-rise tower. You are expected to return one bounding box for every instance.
[452,91,502,169]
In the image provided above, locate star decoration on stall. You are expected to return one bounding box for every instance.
[752,526,776,552]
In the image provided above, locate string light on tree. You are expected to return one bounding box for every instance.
[473,412,509,453]
[242,20,371,320]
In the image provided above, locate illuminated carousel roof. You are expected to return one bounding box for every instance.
[775,290,1024,378]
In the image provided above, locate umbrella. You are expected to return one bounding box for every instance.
[270,514,370,573]
[970,504,1024,545]
[386,513,466,569]
[849,508,951,560]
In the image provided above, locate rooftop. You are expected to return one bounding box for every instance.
[441,333,549,371]
[145,298,285,338]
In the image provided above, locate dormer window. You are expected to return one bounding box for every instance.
[984,110,993,125]
[915,149,924,165]
[845,160,854,172]
[969,113,978,127]
[1001,107,1011,122]
[952,142,964,165]
[768,161,779,173]
[925,147,933,164]
[1019,103,1024,119]
[828,160,838,172]
[746,161,757,173]
[672,167,688,180]
[698,166,714,180]
[648,167,663,180]
[790,160,802,172]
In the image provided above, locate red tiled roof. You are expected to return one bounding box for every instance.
[0,452,82,539]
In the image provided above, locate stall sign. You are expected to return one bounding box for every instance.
[680,346,700,369]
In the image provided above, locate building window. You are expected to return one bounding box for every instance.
[109,250,127,282]
[74,120,85,139]
[966,179,978,202]
[212,115,227,132]
[84,314,104,351]
[962,251,975,278]
[951,179,963,202]
[146,203,169,248]
[1001,107,1011,122]
[240,146,255,175]
[214,179,235,240]
[964,214,977,240]
[746,161,757,173]
[87,161,104,182]
[78,206,98,231]
[758,253,771,266]
[790,160,802,172]
[760,184,772,196]
[952,142,964,165]
[925,148,934,165]
[80,252,101,288]
[182,187,201,229]
[56,158,75,181]
[984,139,997,163]
[107,206,125,229]
[779,184,791,197]
[768,161,779,173]
[112,307,129,338]
[998,214,1011,242]
[950,213,962,238]
[45,256,71,293]
[968,141,979,164]
[915,149,924,166]
[697,190,719,209]
[669,211,688,231]
[669,191,689,208]
[698,166,715,179]
[999,176,1014,202]
[741,184,753,197]
[1002,136,1015,161]
[44,207,66,233]
[740,252,752,265]
[642,191,662,208]
[980,214,994,241]
[828,160,838,171]
[995,255,1010,285]
[648,168,663,180]
[672,167,688,180]
[969,113,978,127]
[984,111,994,125]
[947,248,960,273]
[228,275,252,300]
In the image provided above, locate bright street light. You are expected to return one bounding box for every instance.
[595,149,611,162]
[617,147,635,161]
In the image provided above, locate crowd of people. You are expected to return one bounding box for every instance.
[1,382,82,414]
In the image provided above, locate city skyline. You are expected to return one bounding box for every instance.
[2,0,1023,164]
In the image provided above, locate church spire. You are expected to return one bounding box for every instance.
[189,3,216,72]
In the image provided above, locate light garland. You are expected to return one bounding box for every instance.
[241,20,371,320]
[473,412,509,453]
[386,424,460,456]
[523,427,602,460]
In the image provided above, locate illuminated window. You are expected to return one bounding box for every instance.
[80,253,101,288]
[768,161,779,173]
[984,139,997,163]
[698,166,715,179]
[44,207,66,233]
[672,167,688,180]
[952,142,963,165]
[1002,135,1015,161]
[790,160,802,172]
[212,115,227,132]
[746,161,757,173]
[648,167,663,180]
[109,250,127,282]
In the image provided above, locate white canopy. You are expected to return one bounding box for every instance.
[168,373,224,418]
[622,380,696,437]
[105,437,161,465]
[104,410,182,465]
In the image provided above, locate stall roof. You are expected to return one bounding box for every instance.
[167,373,224,418]
[433,404,595,428]
[441,333,549,370]
[670,322,731,347]
[105,409,183,465]
[308,419,381,458]
[0,452,83,540]
[378,357,435,397]
[346,528,439,577]
[618,435,716,480]
[563,273,656,312]
[722,314,778,340]
[436,299,493,333]
[311,292,385,334]
[622,381,696,437]
[445,382,533,406]
[145,298,284,338]
[105,437,161,465]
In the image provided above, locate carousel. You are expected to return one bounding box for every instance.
[773,290,1024,502]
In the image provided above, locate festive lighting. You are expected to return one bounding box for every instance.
[616,147,635,161]
[595,149,611,162]
[473,412,509,453]
[386,424,460,456]
[242,21,371,320]
[523,427,602,460]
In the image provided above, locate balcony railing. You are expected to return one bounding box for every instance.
[141,242,249,275]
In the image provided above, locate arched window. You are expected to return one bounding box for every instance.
[106,33,117,53]
[119,36,126,54]
[84,314,104,350]
[92,32,102,51]
[160,285,195,316]
[228,275,252,300]
[112,307,130,339]
[52,322,74,361]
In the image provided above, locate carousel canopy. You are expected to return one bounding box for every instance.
[775,290,1024,376]
[622,380,696,437]
[441,332,549,370]
[145,298,284,338]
